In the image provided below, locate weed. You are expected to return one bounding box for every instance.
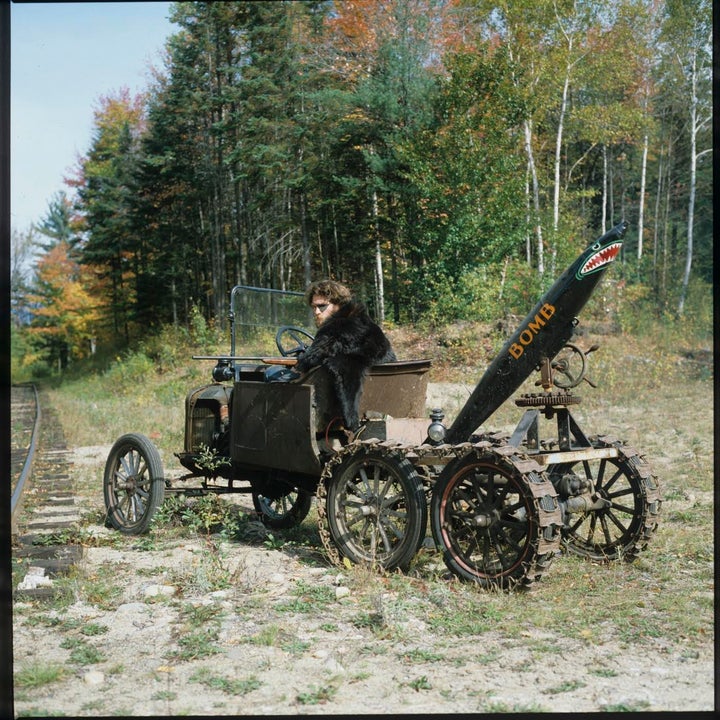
[8,708,67,717]
[600,700,651,712]
[151,690,178,701]
[171,628,223,662]
[60,637,106,665]
[168,602,225,661]
[246,624,282,646]
[281,638,312,655]
[80,699,106,712]
[399,648,444,664]
[80,622,109,637]
[296,683,339,705]
[480,700,548,713]
[274,580,334,614]
[543,679,586,695]
[407,675,432,691]
[190,667,263,696]
[351,611,385,632]
[426,595,503,636]
[14,662,68,689]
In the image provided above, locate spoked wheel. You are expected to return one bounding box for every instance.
[252,474,313,530]
[431,450,561,590]
[551,438,661,562]
[103,433,165,534]
[325,448,427,571]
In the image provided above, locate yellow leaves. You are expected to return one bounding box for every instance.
[29,240,100,359]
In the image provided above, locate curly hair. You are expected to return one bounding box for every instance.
[304,279,352,306]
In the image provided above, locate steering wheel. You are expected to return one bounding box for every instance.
[276,326,315,357]
[551,343,587,389]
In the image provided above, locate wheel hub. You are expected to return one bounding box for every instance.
[474,509,499,528]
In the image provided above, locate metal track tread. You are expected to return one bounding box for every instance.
[315,435,563,587]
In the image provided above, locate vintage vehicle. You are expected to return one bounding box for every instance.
[103,220,661,589]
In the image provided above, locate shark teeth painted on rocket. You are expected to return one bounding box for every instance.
[578,241,622,277]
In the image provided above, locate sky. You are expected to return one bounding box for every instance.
[11,1,175,235]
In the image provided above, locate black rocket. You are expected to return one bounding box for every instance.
[444,220,627,444]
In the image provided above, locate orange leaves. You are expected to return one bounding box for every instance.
[27,241,100,358]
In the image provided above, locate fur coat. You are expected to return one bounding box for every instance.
[295,300,396,429]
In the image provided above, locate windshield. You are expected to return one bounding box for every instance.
[230,285,314,357]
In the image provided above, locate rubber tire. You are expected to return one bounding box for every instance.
[325,449,427,572]
[104,433,165,535]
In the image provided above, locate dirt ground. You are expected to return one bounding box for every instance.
[12,380,716,716]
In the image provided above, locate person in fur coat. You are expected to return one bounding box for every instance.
[294,279,396,430]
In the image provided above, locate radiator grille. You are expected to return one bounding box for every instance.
[190,405,216,451]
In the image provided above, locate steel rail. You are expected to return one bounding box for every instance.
[11,383,41,527]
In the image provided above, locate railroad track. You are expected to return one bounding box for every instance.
[11,385,84,600]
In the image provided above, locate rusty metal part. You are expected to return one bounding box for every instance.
[431,443,562,590]
[557,435,662,562]
[515,391,582,408]
[316,434,563,588]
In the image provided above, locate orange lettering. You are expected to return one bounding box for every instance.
[540,303,555,320]
[528,315,545,334]
[509,343,523,359]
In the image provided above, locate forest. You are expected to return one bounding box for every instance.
[10,0,713,373]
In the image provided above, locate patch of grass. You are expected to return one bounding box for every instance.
[351,611,385,632]
[60,637,106,665]
[80,622,109,637]
[50,562,125,611]
[9,708,68,717]
[543,679,586,695]
[190,667,263,696]
[407,675,432,691]
[479,700,548,713]
[296,682,339,705]
[165,545,234,595]
[426,593,503,636]
[168,602,225,662]
[14,662,68,689]
[151,690,177,701]
[80,699,106,712]
[245,624,282,647]
[274,579,335,614]
[281,638,312,655]
[601,699,651,712]
[399,648,444,664]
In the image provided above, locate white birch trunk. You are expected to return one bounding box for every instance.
[638,134,648,259]
[523,119,543,275]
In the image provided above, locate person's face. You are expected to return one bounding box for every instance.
[310,294,338,327]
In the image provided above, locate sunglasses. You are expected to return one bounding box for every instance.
[311,303,330,312]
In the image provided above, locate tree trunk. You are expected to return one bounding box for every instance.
[601,145,608,235]
[638,134,648,260]
[678,51,698,316]
[523,119,543,275]
[372,189,385,322]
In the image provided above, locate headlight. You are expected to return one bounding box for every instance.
[427,408,446,444]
